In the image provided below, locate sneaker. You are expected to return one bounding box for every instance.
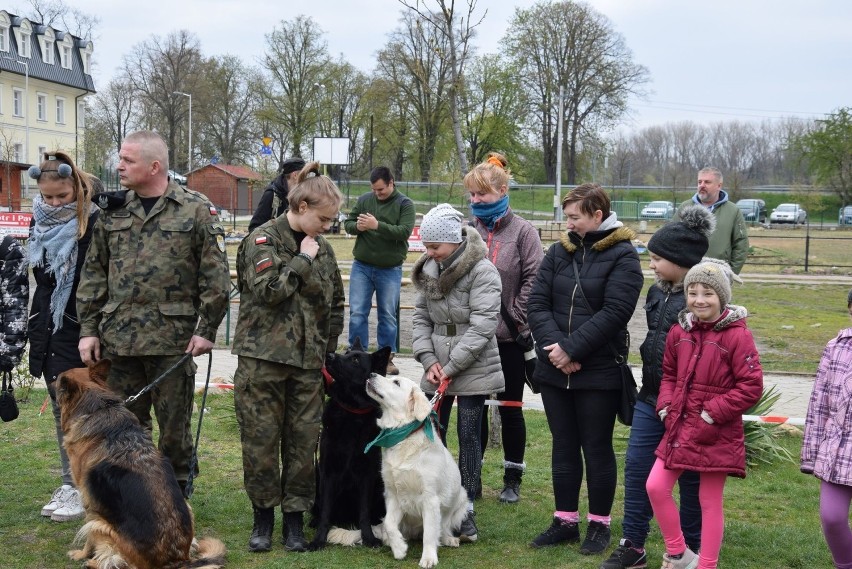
[41,485,74,517]
[580,520,611,554]
[660,548,698,569]
[529,517,580,548]
[51,488,85,522]
[455,511,478,543]
[600,538,648,569]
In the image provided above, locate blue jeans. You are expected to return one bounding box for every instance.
[348,260,402,352]
[623,399,701,550]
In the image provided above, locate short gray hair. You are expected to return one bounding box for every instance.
[698,166,723,184]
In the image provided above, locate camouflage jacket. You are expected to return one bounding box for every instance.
[232,215,344,369]
[0,235,28,371]
[76,182,230,355]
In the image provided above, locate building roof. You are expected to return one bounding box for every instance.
[0,11,95,93]
[196,163,264,181]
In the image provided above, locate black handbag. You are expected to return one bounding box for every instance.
[499,302,540,394]
[0,371,19,422]
[571,258,638,426]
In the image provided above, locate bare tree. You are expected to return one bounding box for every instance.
[398,0,484,175]
[377,11,452,181]
[88,75,137,156]
[505,1,649,185]
[23,0,99,39]
[260,16,330,158]
[121,30,206,171]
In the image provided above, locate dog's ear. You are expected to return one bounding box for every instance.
[89,359,112,384]
[371,347,392,374]
[351,337,364,352]
[408,384,432,422]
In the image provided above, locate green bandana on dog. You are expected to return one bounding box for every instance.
[364,412,438,452]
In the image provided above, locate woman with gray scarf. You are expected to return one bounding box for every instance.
[27,151,100,522]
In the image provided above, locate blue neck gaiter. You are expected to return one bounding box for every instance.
[471,195,510,230]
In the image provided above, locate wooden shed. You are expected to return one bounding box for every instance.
[185,164,264,216]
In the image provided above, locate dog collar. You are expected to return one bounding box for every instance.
[321,366,376,415]
[363,412,438,453]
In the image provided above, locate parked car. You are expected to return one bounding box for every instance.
[839,206,852,226]
[769,203,807,225]
[168,170,187,185]
[640,200,675,219]
[736,198,767,223]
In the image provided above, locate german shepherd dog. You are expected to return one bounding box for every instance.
[55,359,226,569]
[308,339,391,550]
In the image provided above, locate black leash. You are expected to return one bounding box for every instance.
[184,351,213,500]
[124,352,194,405]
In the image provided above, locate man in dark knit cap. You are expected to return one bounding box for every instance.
[248,157,306,231]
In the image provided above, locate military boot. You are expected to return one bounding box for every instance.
[282,511,308,552]
[248,506,274,552]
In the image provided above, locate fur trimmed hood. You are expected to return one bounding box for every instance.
[559,225,637,254]
[411,228,488,299]
[677,304,749,332]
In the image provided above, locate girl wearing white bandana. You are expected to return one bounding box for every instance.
[27,150,100,523]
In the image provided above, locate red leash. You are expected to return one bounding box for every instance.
[430,377,450,412]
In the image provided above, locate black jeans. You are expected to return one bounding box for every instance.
[540,383,620,516]
[481,342,527,465]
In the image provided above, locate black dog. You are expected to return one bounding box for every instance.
[308,339,391,550]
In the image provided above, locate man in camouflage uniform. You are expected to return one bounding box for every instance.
[76,130,229,495]
[232,176,344,553]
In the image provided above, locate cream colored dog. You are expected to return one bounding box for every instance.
[364,373,468,568]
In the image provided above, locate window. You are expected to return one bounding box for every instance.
[43,39,54,64]
[37,93,46,121]
[55,97,65,124]
[77,100,86,128]
[0,26,8,52]
[61,44,71,69]
[37,146,46,162]
[12,88,23,117]
[20,32,30,58]
[13,143,22,162]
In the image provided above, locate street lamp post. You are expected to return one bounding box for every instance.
[172,91,192,174]
[5,58,29,201]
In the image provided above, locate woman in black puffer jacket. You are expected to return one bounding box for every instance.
[527,183,643,555]
[27,151,100,523]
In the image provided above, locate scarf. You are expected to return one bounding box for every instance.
[471,195,509,230]
[27,195,89,333]
[363,411,438,453]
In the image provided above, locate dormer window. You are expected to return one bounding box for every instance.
[61,43,71,69]
[43,38,54,64]
[0,25,9,52]
[20,31,30,57]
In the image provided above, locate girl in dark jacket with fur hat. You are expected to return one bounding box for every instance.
[527,184,643,555]
[26,151,99,522]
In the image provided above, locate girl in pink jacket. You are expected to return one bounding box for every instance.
[801,288,852,569]
[646,258,763,569]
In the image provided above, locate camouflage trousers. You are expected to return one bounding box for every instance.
[234,356,323,512]
[105,352,197,483]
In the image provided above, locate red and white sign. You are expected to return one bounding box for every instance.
[407,225,425,252]
[0,212,31,239]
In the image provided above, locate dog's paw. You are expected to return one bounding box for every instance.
[440,535,460,548]
[67,549,88,561]
[362,534,383,548]
[306,540,326,552]
[419,551,439,568]
[390,542,408,560]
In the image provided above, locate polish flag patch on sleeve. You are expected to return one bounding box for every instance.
[255,236,268,245]
[209,206,218,215]
[255,257,273,273]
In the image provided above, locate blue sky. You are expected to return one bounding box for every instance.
[35,0,852,129]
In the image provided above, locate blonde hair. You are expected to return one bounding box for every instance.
[463,152,511,195]
[37,150,97,239]
[288,161,343,211]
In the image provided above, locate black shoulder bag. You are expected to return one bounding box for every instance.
[0,371,19,422]
[571,258,637,426]
[499,302,540,394]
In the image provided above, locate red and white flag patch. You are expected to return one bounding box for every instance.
[209,206,218,215]
[255,236,268,245]
[255,257,273,273]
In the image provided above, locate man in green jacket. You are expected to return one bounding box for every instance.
[674,166,749,274]
[344,166,415,374]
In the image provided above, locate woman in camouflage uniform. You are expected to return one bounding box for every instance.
[232,162,345,553]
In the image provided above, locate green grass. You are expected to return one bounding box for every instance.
[0,394,832,568]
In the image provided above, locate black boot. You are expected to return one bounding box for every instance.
[248,506,274,552]
[499,466,523,504]
[282,511,307,552]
